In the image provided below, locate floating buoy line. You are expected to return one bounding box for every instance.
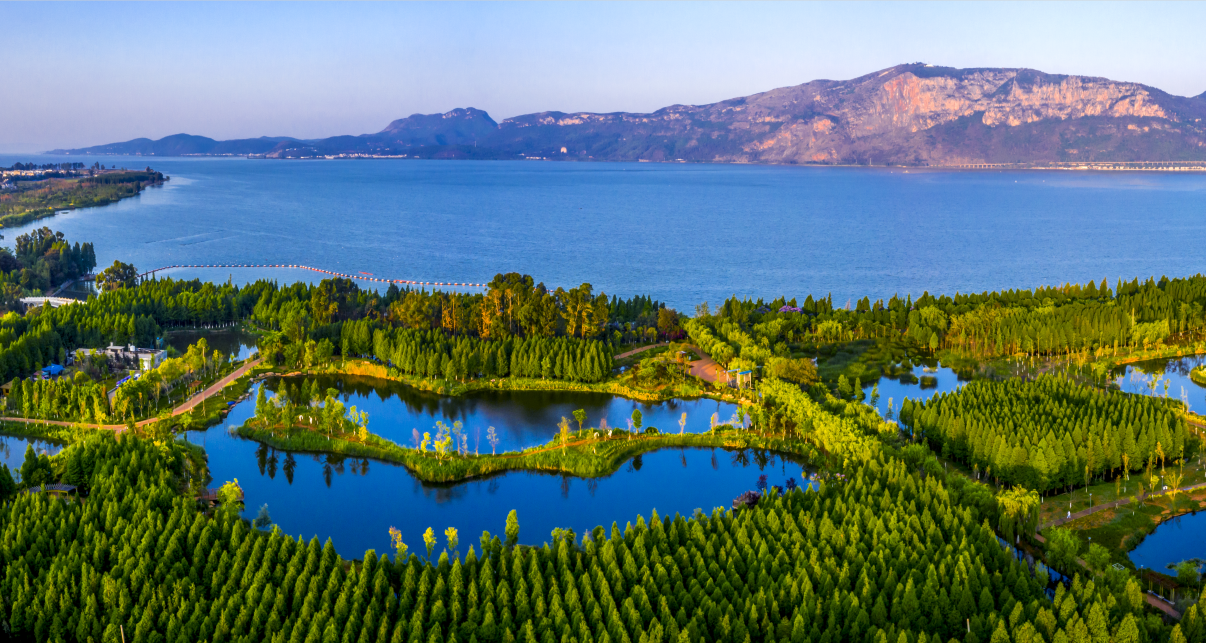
[138,264,487,288]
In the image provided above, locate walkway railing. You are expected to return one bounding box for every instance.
[139,264,487,288]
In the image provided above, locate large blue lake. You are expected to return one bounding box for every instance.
[3,155,1206,311]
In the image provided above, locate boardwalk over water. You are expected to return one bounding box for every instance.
[140,264,488,288]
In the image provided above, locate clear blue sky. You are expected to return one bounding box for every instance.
[3,1,1204,153]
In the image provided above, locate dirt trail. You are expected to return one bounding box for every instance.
[614,342,669,360]
[685,345,726,384]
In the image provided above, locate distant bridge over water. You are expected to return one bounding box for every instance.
[139,264,488,288]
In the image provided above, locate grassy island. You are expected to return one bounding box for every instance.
[236,419,813,484]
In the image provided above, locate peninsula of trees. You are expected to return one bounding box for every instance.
[0,162,166,228]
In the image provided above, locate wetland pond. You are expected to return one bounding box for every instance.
[186,377,806,558]
[1116,355,1206,573]
[0,434,63,474]
[860,362,967,417]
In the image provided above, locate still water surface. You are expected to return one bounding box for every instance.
[186,381,796,558]
[3,156,1206,311]
[1129,511,1206,574]
[264,374,738,452]
[0,434,62,474]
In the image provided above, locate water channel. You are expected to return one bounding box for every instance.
[185,377,805,558]
[1113,355,1206,572]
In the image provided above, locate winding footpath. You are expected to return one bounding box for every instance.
[0,358,262,433]
[613,342,727,385]
[686,345,726,385]
[614,342,669,360]
[1040,480,1206,530]
[1035,478,1206,620]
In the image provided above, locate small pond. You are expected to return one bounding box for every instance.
[1113,355,1206,411]
[166,328,258,361]
[861,363,967,417]
[1129,510,1206,575]
[264,374,740,453]
[0,433,64,475]
[187,381,800,558]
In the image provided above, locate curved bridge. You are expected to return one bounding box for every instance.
[138,263,487,288]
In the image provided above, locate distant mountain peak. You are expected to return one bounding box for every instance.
[49,64,1206,165]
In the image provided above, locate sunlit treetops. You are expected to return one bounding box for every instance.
[0,431,1165,643]
[0,269,658,383]
[901,375,1188,493]
[689,274,1206,369]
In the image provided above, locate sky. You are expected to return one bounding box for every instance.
[3,1,1205,153]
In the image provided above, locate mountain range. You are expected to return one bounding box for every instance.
[49,63,1206,166]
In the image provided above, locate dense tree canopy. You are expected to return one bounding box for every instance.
[0,432,1166,643]
[901,376,1189,492]
[0,227,96,307]
[688,275,1206,370]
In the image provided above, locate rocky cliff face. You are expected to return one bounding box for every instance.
[53,64,1206,164]
[491,64,1206,165]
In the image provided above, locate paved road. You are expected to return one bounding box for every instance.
[172,358,262,415]
[0,358,261,432]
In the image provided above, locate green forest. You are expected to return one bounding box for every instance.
[5,432,1198,643]
[0,272,643,388]
[899,376,1189,493]
[687,275,1206,383]
[4,225,1206,643]
[0,227,96,307]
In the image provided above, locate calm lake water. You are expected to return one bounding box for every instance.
[165,329,258,361]
[862,363,966,418]
[1114,355,1206,412]
[1129,510,1206,574]
[264,375,738,452]
[0,433,62,474]
[186,381,794,557]
[4,155,1206,311]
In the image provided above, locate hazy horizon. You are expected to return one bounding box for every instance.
[3,1,1205,153]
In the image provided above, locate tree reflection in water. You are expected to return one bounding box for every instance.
[561,476,571,498]
[283,453,296,484]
